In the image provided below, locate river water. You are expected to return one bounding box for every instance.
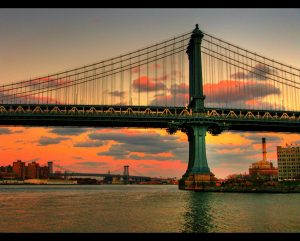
[0,185,299,232]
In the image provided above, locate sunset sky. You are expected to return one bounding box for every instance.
[0,8,300,179]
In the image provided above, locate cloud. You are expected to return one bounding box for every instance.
[208,142,252,152]
[73,156,83,160]
[149,78,280,109]
[132,76,165,92]
[170,83,189,95]
[207,142,257,170]
[91,130,187,161]
[89,131,179,152]
[149,93,189,106]
[128,154,176,161]
[0,128,13,135]
[76,161,108,167]
[109,90,126,97]
[138,164,155,169]
[74,140,106,148]
[98,144,130,159]
[149,78,281,108]
[244,99,284,110]
[242,134,283,145]
[49,128,90,136]
[38,136,70,146]
[203,80,280,106]
[13,130,24,134]
[230,63,277,81]
[148,83,189,106]
[230,72,248,79]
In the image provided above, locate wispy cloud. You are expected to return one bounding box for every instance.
[230,63,277,81]
[38,136,70,146]
[132,76,165,92]
[0,128,13,135]
[49,128,90,136]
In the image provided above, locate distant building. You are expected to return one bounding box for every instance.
[39,166,49,179]
[0,172,16,179]
[0,165,15,179]
[48,161,53,177]
[12,160,26,180]
[1,161,52,180]
[6,165,13,173]
[277,145,300,181]
[26,162,40,179]
[249,138,278,179]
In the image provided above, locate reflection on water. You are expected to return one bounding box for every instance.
[181,191,300,232]
[182,192,214,233]
[1,185,300,232]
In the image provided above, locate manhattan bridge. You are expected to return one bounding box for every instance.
[1,24,300,190]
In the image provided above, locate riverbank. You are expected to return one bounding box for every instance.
[194,185,300,193]
[0,179,77,185]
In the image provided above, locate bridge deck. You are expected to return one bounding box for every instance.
[1,104,300,133]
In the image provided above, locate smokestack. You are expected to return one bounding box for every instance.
[262,138,267,162]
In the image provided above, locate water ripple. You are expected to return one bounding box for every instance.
[1,185,300,232]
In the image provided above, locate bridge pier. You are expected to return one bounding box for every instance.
[179,125,215,191]
[179,25,216,191]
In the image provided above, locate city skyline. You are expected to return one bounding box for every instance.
[0,8,300,179]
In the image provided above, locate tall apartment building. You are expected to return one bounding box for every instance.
[27,162,40,179]
[12,160,26,180]
[48,161,53,177]
[277,145,300,181]
[39,166,49,179]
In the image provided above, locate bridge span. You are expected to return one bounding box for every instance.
[1,24,300,190]
[1,104,300,133]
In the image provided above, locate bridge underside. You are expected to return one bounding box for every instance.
[0,116,172,129]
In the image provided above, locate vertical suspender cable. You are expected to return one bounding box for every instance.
[138,52,140,106]
[146,49,149,106]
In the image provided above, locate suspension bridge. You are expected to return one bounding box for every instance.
[53,164,152,184]
[1,24,300,190]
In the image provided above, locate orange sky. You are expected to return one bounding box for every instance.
[1,126,299,179]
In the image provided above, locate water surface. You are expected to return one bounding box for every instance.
[0,185,299,232]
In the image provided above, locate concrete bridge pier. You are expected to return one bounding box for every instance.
[179,125,215,190]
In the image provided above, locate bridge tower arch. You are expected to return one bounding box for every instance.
[179,25,214,190]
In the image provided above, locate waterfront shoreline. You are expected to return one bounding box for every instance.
[1,183,300,193]
[192,186,300,193]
